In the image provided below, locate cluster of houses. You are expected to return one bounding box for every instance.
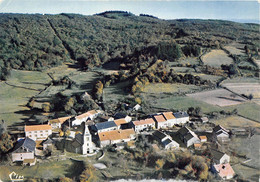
[10,109,235,180]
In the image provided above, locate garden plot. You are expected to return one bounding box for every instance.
[224,43,246,55]
[202,49,233,67]
[213,116,260,129]
[186,88,247,107]
[222,82,260,98]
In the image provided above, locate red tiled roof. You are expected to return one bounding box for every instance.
[98,129,135,141]
[133,118,155,126]
[199,136,207,140]
[114,119,127,126]
[162,112,176,120]
[25,124,52,132]
[76,110,98,120]
[154,115,166,123]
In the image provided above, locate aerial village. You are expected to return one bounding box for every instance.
[8,106,236,181]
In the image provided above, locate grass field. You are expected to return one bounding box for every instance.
[224,45,245,55]
[143,83,202,94]
[225,102,260,122]
[202,49,233,67]
[186,88,247,107]
[0,70,51,126]
[212,115,260,129]
[148,95,222,113]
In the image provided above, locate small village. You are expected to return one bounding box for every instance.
[6,106,238,181]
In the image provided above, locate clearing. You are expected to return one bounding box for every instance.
[186,88,247,107]
[202,49,233,67]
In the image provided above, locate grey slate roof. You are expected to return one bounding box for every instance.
[162,138,172,146]
[178,126,190,136]
[211,149,225,161]
[153,130,167,141]
[173,112,189,118]
[95,121,117,131]
[213,125,228,133]
[13,137,36,153]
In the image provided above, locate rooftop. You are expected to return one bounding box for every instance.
[13,137,36,153]
[213,163,235,178]
[25,124,52,132]
[114,118,127,126]
[132,118,155,126]
[153,130,167,140]
[153,115,167,123]
[76,110,98,120]
[211,149,226,161]
[95,121,117,131]
[162,112,176,120]
[49,116,72,124]
[98,129,135,141]
[173,111,189,118]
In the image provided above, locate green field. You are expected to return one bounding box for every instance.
[0,70,51,126]
[202,49,233,67]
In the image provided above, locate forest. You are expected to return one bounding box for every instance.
[0,11,259,80]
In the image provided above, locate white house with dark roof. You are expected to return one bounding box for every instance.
[213,125,230,143]
[173,112,189,124]
[12,137,36,162]
[177,126,200,147]
[93,121,118,133]
[211,149,230,164]
[153,130,179,149]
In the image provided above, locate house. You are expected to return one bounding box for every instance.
[177,126,200,147]
[194,143,202,149]
[199,136,207,142]
[72,110,102,126]
[162,138,180,149]
[48,116,72,129]
[12,137,36,163]
[162,112,177,127]
[93,121,118,133]
[25,124,52,141]
[114,118,128,129]
[211,149,230,164]
[72,133,84,154]
[213,125,230,143]
[82,126,94,154]
[98,129,135,147]
[211,163,235,180]
[114,113,132,123]
[42,138,54,151]
[153,130,179,149]
[173,112,189,124]
[131,118,155,132]
[133,104,141,111]
[153,114,167,129]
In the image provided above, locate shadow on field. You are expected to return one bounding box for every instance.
[65,159,85,178]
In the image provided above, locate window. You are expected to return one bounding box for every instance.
[41,134,43,136]
[34,131,37,133]
[40,131,43,133]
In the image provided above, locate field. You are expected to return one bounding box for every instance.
[212,115,260,129]
[143,83,202,94]
[202,49,233,67]
[144,95,222,113]
[186,88,247,107]
[223,43,246,55]
[225,102,260,122]
[0,70,51,126]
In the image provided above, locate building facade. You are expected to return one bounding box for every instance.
[25,125,52,141]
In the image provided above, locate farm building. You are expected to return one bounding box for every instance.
[42,138,54,151]
[173,112,189,124]
[12,137,36,163]
[153,130,179,149]
[71,110,102,126]
[213,125,230,143]
[211,149,230,164]
[211,163,235,180]
[97,129,135,147]
[25,124,52,141]
[199,136,207,142]
[113,113,132,122]
[114,118,128,129]
[48,116,72,129]
[93,121,118,133]
[177,126,200,147]
[131,118,155,132]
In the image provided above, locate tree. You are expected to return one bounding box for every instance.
[248,94,253,100]
[0,132,14,154]
[58,177,73,182]
[79,163,96,182]
[155,159,165,170]
[42,102,51,112]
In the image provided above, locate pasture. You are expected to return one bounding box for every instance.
[186,88,247,107]
[224,43,245,55]
[212,115,260,129]
[202,49,233,67]
[143,83,202,94]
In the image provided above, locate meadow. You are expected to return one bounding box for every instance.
[202,49,233,67]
